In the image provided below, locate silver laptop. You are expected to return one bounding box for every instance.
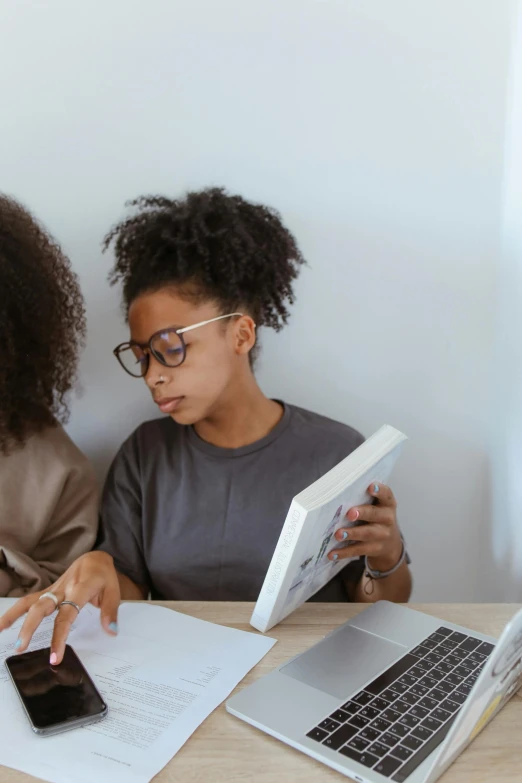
[227,601,522,783]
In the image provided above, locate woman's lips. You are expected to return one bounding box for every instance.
[155,396,184,414]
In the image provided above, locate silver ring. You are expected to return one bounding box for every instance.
[59,601,81,615]
[39,592,59,608]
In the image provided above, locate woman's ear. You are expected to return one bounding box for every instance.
[234,315,257,356]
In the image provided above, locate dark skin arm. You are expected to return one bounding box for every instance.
[328,482,412,603]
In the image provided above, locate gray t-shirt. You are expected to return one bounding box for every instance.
[97,402,366,601]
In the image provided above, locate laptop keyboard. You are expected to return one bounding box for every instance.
[306,627,494,782]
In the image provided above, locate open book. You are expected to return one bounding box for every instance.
[250,425,407,633]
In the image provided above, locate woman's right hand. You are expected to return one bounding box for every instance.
[0,551,120,664]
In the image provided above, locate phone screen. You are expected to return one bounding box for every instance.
[5,645,106,731]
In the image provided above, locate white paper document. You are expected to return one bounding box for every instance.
[0,599,276,783]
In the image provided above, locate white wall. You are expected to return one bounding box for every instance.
[489,1,522,601]
[0,0,516,600]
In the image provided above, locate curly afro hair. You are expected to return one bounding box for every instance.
[104,188,306,345]
[0,195,86,454]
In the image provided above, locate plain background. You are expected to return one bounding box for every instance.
[1,0,521,601]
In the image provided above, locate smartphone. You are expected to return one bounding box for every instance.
[5,644,108,736]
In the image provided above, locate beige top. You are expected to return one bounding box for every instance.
[0,425,99,597]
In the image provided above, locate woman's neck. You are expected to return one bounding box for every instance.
[193,373,284,449]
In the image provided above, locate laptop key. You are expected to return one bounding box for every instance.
[410,645,431,658]
[408,666,426,679]
[340,701,360,715]
[445,654,464,667]
[353,691,373,706]
[429,689,447,702]
[435,627,453,637]
[399,691,420,706]
[435,680,454,695]
[409,684,430,698]
[359,706,380,721]
[425,652,443,665]
[398,713,421,729]
[469,651,488,664]
[389,681,409,695]
[428,632,446,644]
[380,732,400,747]
[322,723,358,750]
[370,717,392,733]
[359,727,381,743]
[454,665,473,678]
[318,719,340,732]
[409,705,429,720]
[448,690,467,705]
[339,748,379,768]
[349,714,370,730]
[440,698,460,713]
[330,709,351,722]
[347,736,370,753]
[381,689,400,703]
[420,639,438,650]
[398,674,417,688]
[369,741,390,758]
[402,734,423,751]
[438,638,458,650]
[391,744,413,761]
[364,654,419,696]
[432,708,451,723]
[418,696,438,711]
[412,726,433,742]
[415,659,433,672]
[419,676,438,689]
[458,637,482,653]
[427,668,445,681]
[371,698,392,712]
[392,700,411,714]
[450,648,468,661]
[374,755,403,777]
[389,722,410,738]
[307,727,328,742]
[382,708,402,723]
[434,661,454,675]
[448,632,467,644]
[445,673,464,687]
[476,642,495,656]
[421,716,443,732]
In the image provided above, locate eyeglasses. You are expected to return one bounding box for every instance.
[113,313,245,378]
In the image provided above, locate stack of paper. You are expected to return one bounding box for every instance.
[0,599,275,783]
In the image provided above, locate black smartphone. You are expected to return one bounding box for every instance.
[5,644,108,736]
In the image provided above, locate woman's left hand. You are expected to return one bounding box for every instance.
[328,482,403,571]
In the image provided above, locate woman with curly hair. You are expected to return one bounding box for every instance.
[2,188,411,660]
[0,195,98,598]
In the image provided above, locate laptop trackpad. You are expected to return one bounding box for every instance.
[281,624,406,700]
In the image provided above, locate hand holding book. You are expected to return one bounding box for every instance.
[328,481,403,572]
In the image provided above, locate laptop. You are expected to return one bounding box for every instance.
[226,601,522,783]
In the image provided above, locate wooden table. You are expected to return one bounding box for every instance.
[2,603,521,783]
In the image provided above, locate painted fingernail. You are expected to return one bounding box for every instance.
[50,653,57,665]
[342,531,349,540]
[108,622,118,634]
[353,509,360,520]
[332,553,339,560]
[14,638,22,650]
[373,484,379,494]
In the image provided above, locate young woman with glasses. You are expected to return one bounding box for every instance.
[0,195,98,598]
[1,188,411,663]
